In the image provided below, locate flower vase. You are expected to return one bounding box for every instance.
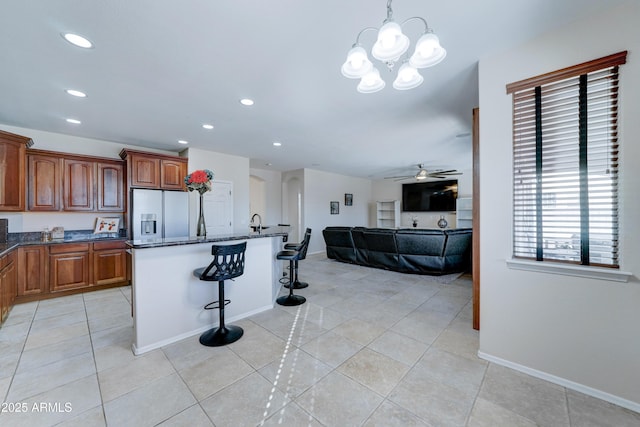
[437,215,448,229]
[197,193,206,237]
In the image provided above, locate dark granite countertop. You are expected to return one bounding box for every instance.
[127,226,290,249]
[0,230,126,257]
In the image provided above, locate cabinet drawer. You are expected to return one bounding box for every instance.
[49,243,90,254]
[93,240,126,251]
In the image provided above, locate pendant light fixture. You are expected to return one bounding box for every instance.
[341,0,446,93]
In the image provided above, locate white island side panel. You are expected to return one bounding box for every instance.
[131,237,277,354]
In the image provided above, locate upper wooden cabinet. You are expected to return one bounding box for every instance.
[0,130,33,211]
[28,153,61,211]
[26,149,125,212]
[63,158,94,211]
[97,162,124,211]
[120,149,187,191]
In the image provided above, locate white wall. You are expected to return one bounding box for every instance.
[478,1,640,410]
[185,148,250,234]
[0,124,177,233]
[303,169,372,254]
[250,168,283,226]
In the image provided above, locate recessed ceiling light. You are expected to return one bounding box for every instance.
[62,33,93,48]
[240,98,254,106]
[273,141,282,147]
[202,124,214,130]
[178,140,189,145]
[66,89,87,98]
[66,118,81,124]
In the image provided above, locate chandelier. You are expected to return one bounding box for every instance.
[341,0,446,93]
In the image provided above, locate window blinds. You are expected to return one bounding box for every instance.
[508,52,625,267]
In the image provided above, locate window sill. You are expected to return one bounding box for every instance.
[506,259,633,283]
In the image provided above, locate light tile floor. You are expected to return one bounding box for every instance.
[1,253,638,426]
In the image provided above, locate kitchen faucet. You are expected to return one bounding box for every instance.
[251,213,262,232]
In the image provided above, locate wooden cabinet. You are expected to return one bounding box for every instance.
[63,158,94,211]
[120,149,187,191]
[28,153,61,211]
[160,159,187,190]
[0,130,33,211]
[93,241,127,286]
[27,150,125,212]
[17,245,48,296]
[127,153,160,188]
[97,162,124,211]
[49,243,91,292]
[1,250,17,324]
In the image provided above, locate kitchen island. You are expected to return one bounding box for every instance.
[128,227,289,355]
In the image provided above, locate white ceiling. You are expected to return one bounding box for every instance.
[0,0,624,179]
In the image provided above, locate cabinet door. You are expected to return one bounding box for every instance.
[0,252,16,323]
[49,244,91,292]
[0,139,27,211]
[160,159,187,190]
[28,154,61,211]
[18,246,48,296]
[63,159,95,211]
[94,249,127,286]
[97,162,124,211]
[129,155,160,188]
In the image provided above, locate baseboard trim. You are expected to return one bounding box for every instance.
[478,351,640,413]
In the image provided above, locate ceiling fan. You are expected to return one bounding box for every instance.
[384,164,461,181]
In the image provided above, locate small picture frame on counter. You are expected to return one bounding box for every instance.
[94,217,120,234]
[344,193,353,206]
[330,201,339,214]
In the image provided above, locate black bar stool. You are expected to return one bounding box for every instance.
[283,228,311,289]
[276,230,311,306]
[193,242,246,346]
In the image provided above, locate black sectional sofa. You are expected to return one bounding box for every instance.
[322,226,472,275]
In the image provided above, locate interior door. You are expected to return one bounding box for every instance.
[203,181,233,235]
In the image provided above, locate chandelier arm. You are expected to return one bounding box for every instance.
[400,16,430,33]
[353,26,379,46]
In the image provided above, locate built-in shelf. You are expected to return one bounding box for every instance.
[457,197,472,228]
[376,200,400,228]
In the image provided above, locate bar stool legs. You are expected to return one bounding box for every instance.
[283,259,308,289]
[276,259,306,306]
[200,280,244,346]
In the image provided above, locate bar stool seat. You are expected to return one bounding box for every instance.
[193,242,246,346]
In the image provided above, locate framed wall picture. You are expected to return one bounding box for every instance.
[345,193,353,206]
[330,201,339,214]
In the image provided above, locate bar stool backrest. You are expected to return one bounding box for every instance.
[198,242,247,281]
[298,228,312,260]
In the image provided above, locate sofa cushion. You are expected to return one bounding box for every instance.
[351,227,369,265]
[361,229,398,270]
[322,227,356,263]
[443,228,472,273]
[395,229,447,274]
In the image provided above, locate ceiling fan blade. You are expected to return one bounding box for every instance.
[384,175,413,179]
[430,169,457,174]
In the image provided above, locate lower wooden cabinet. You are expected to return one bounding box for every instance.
[10,240,129,305]
[49,243,91,292]
[93,240,127,286]
[18,245,48,296]
[1,250,17,324]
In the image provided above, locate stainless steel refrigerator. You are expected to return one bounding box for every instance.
[130,189,190,240]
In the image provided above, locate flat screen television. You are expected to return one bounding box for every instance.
[402,179,458,212]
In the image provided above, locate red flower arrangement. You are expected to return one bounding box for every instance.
[184,169,214,194]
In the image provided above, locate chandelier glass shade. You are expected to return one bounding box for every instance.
[341,0,446,93]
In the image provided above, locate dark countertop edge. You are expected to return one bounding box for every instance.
[127,228,290,249]
[0,236,127,257]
